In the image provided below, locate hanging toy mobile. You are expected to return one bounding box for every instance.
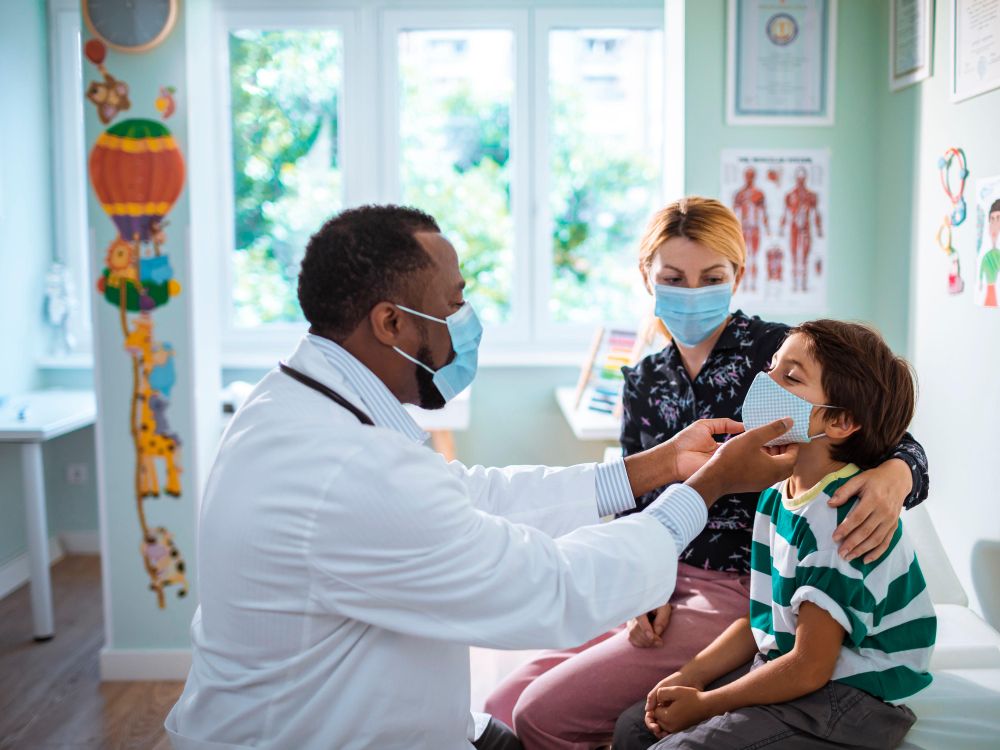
[938,147,969,226]
[936,147,969,295]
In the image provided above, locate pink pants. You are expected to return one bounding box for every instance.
[483,563,751,750]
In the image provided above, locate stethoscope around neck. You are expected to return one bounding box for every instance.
[279,362,374,426]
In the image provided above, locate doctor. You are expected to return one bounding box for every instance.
[165,205,797,750]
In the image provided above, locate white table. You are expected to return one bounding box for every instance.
[0,390,96,640]
[554,386,620,441]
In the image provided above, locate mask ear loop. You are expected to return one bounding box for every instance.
[807,404,844,441]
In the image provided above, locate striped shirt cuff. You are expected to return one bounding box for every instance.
[644,484,709,553]
[594,459,636,517]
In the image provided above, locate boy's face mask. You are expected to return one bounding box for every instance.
[741,371,840,446]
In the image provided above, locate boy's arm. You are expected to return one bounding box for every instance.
[642,616,758,732]
[649,602,844,736]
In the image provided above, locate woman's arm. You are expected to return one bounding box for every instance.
[648,602,843,736]
[828,432,930,563]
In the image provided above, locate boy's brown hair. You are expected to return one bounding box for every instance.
[791,320,915,468]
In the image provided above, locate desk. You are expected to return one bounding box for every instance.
[554,387,620,441]
[0,390,96,640]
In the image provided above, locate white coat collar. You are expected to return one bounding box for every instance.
[286,335,428,444]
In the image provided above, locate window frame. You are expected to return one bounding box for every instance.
[211,0,674,367]
[382,9,531,347]
[45,0,92,362]
[532,7,666,348]
[214,6,363,363]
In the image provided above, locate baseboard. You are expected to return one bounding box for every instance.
[59,530,101,554]
[100,647,192,681]
[0,536,65,600]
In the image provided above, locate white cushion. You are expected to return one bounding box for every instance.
[904,504,968,606]
[930,604,1000,670]
[900,669,1000,749]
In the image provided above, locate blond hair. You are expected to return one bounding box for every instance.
[638,196,746,284]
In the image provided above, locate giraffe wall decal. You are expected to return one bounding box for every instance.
[85,43,189,608]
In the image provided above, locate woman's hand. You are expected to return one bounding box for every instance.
[627,604,672,648]
[828,458,912,563]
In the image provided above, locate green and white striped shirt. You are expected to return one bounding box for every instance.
[750,464,935,703]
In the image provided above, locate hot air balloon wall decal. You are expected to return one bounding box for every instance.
[85,42,188,608]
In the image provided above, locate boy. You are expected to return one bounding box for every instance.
[613,320,935,750]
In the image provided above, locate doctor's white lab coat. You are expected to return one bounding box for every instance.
[165,337,686,749]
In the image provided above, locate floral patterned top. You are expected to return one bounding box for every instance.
[619,310,930,574]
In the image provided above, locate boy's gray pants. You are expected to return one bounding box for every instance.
[613,655,916,750]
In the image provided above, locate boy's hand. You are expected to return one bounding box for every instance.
[643,671,704,737]
[647,686,715,736]
[627,603,672,648]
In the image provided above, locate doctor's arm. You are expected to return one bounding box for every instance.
[447,418,745,537]
[310,420,796,650]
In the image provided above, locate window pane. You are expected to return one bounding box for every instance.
[549,29,664,325]
[399,30,514,325]
[228,30,343,327]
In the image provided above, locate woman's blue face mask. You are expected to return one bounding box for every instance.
[392,302,483,403]
[654,282,733,346]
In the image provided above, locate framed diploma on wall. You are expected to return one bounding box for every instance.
[726,0,837,126]
[952,0,1000,102]
[890,0,935,91]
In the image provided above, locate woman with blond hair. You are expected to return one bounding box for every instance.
[483,197,930,750]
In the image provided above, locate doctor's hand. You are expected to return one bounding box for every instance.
[686,418,799,508]
[624,418,743,498]
[627,603,672,648]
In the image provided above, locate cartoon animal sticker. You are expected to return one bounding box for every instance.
[84,39,130,124]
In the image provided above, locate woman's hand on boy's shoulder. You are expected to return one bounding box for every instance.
[829,458,910,563]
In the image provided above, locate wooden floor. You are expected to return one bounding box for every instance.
[0,556,182,750]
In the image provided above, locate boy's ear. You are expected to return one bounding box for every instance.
[825,410,860,440]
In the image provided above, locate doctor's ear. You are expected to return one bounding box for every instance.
[368,302,407,346]
[823,410,860,440]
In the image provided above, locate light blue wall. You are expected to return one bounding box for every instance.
[902,0,1000,626]
[0,0,73,568]
[82,11,199,647]
[684,0,905,349]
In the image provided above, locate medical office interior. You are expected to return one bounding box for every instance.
[1,0,999,747]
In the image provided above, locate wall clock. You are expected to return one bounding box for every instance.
[82,0,179,54]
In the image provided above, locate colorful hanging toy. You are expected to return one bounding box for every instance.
[938,147,968,226]
[936,220,965,295]
[86,46,188,608]
[935,147,969,296]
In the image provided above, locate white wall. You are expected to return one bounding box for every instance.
[908,1,1000,627]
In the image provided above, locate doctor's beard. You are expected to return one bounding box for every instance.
[414,344,447,411]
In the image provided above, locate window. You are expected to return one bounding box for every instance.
[217,3,667,362]
[46,0,92,359]
[398,29,516,327]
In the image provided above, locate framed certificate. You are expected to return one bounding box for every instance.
[952,0,1000,102]
[890,0,935,91]
[727,0,837,126]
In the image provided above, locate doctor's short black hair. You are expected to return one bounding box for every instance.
[297,205,440,340]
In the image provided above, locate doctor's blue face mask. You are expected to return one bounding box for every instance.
[654,282,733,346]
[393,302,483,405]
[740,371,841,446]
